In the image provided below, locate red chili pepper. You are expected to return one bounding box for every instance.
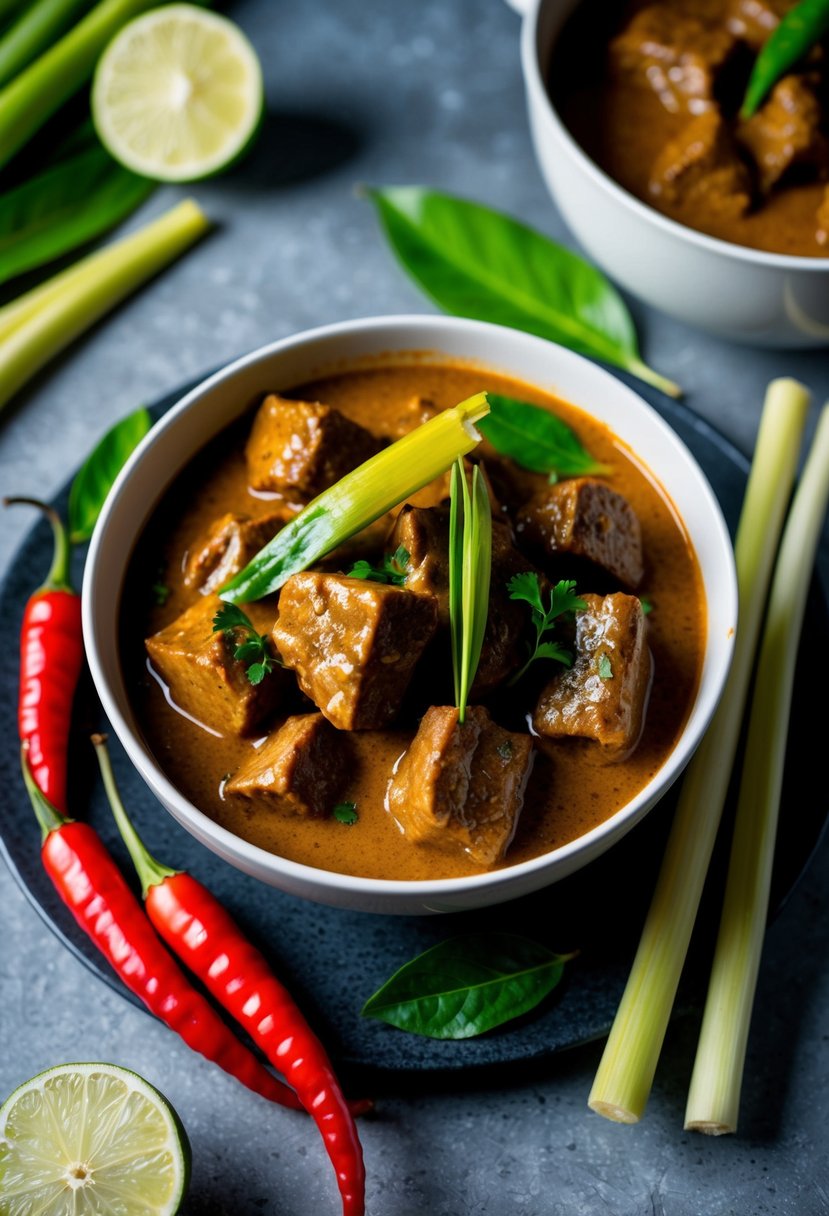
[93,735,368,1216]
[6,497,84,814]
[21,745,306,1113]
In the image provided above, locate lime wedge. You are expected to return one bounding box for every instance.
[92,4,264,182]
[0,1062,190,1214]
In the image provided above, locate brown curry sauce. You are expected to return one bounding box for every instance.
[123,363,706,882]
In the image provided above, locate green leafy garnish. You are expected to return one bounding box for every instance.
[332,801,359,826]
[479,394,610,482]
[598,653,613,680]
[361,933,575,1039]
[349,545,410,586]
[68,406,152,542]
[213,603,277,686]
[508,573,586,684]
[152,582,170,606]
[449,459,492,721]
[365,186,680,397]
[639,597,653,615]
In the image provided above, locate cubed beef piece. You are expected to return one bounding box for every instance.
[272,573,438,729]
[516,479,644,590]
[379,394,439,440]
[726,0,796,49]
[389,506,537,691]
[649,109,752,219]
[184,511,291,595]
[387,705,534,866]
[245,394,382,498]
[225,714,348,815]
[817,186,829,246]
[738,75,829,193]
[610,5,736,115]
[533,593,651,760]
[146,596,285,736]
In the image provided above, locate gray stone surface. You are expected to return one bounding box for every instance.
[1,1,828,1213]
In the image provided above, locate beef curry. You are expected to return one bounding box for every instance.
[124,362,706,882]
[552,0,829,257]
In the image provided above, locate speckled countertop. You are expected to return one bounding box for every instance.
[2,2,828,1213]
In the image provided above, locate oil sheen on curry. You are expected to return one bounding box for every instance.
[553,0,829,257]
[124,363,705,882]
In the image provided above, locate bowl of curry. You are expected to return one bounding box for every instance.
[83,316,736,914]
[516,0,829,345]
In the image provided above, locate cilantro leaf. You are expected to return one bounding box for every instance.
[508,573,586,684]
[333,801,359,826]
[348,546,410,586]
[213,602,278,686]
[639,596,653,615]
[598,653,613,680]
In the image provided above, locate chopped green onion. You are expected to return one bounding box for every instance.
[0,199,208,414]
[448,459,492,721]
[588,378,811,1124]
[0,0,159,171]
[220,393,490,603]
[685,403,829,1135]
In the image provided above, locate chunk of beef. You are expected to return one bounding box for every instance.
[516,479,644,590]
[245,394,382,498]
[146,596,285,736]
[649,109,752,219]
[184,511,291,595]
[387,705,534,866]
[726,0,796,49]
[225,714,348,815]
[738,75,829,193]
[817,185,829,246]
[390,505,538,691]
[272,573,438,729]
[533,594,651,760]
[610,5,737,115]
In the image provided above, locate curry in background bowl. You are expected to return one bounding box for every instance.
[552,0,829,258]
[83,316,736,913]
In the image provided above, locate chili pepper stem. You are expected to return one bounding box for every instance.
[21,742,69,841]
[92,733,176,897]
[4,495,73,592]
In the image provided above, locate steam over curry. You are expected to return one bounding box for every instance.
[124,362,706,882]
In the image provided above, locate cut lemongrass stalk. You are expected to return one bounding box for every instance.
[460,463,491,718]
[0,0,157,170]
[0,0,92,90]
[685,403,829,1136]
[449,460,463,710]
[588,377,810,1124]
[221,393,490,604]
[0,199,208,413]
[0,250,95,343]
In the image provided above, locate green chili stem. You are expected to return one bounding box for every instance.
[21,744,68,841]
[4,496,73,592]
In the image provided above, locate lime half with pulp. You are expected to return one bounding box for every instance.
[92,4,264,182]
[0,1062,190,1215]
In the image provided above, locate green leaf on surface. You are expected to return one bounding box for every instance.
[479,394,611,479]
[332,801,359,826]
[68,406,152,542]
[361,933,573,1039]
[0,143,154,287]
[366,186,680,397]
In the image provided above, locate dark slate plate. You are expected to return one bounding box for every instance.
[1,375,827,1079]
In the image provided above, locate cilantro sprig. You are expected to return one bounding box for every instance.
[507,573,586,684]
[348,545,410,586]
[213,603,279,686]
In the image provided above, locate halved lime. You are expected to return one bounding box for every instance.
[92,4,264,182]
[0,1062,190,1215]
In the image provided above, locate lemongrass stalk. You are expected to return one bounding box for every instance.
[0,0,160,169]
[0,0,93,89]
[588,378,810,1124]
[221,393,491,603]
[685,404,829,1135]
[0,199,208,412]
[0,250,99,342]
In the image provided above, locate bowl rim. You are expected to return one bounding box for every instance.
[520,0,829,273]
[83,313,737,902]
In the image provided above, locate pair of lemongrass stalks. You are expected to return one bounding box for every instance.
[589,378,829,1134]
[0,198,208,414]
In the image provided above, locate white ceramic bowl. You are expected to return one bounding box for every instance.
[513,0,829,346]
[83,316,737,914]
